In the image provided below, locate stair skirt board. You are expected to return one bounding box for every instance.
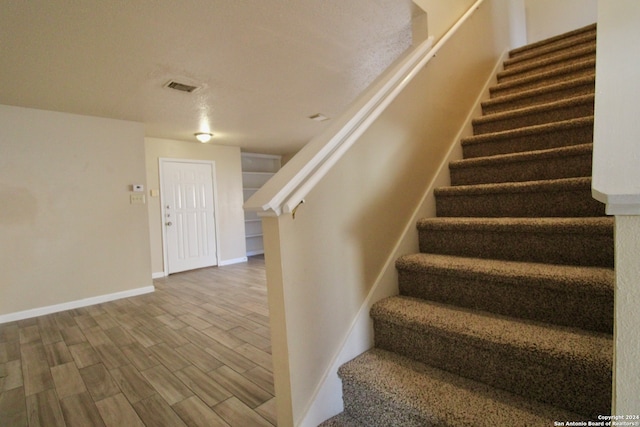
[320,23,611,427]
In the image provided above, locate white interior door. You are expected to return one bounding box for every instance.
[161,160,218,274]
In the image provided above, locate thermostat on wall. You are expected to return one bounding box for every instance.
[132,184,144,192]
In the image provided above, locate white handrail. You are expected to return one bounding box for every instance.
[244,0,484,217]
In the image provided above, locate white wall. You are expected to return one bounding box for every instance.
[262,1,516,424]
[144,137,246,274]
[591,0,640,414]
[0,105,152,319]
[614,216,640,413]
[413,0,476,41]
[592,0,640,215]
[524,0,597,43]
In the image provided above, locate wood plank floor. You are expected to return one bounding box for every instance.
[0,256,276,426]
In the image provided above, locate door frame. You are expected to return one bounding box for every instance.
[158,158,221,276]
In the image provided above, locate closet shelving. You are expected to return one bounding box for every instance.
[241,152,281,256]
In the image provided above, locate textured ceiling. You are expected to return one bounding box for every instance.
[0,0,420,154]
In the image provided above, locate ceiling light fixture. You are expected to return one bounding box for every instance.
[194,132,213,143]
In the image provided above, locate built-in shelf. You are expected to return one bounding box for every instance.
[241,153,281,256]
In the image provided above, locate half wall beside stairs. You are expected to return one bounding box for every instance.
[245,1,519,425]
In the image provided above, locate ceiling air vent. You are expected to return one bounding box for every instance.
[164,80,200,93]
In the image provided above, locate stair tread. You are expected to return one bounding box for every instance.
[339,348,584,425]
[482,74,595,110]
[372,296,612,373]
[509,23,596,57]
[498,44,596,79]
[435,176,591,197]
[318,412,364,427]
[396,253,613,296]
[491,58,595,93]
[505,32,596,66]
[462,116,593,146]
[397,253,613,333]
[418,216,612,233]
[473,94,593,126]
[451,143,592,169]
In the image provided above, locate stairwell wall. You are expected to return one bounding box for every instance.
[592,0,640,414]
[524,0,597,43]
[261,1,517,425]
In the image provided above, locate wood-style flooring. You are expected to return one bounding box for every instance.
[0,256,276,426]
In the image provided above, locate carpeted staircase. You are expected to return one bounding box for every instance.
[320,23,613,426]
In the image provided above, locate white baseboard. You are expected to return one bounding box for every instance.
[152,256,249,276]
[218,256,248,266]
[246,250,265,256]
[0,285,155,324]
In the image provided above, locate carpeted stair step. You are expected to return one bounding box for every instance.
[417,217,613,267]
[489,58,595,98]
[473,94,593,135]
[318,412,364,427]
[371,297,612,418]
[497,45,595,83]
[450,143,592,185]
[334,348,584,427]
[504,31,596,69]
[461,116,593,158]
[482,74,594,115]
[434,177,604,217]
[396,253,613,332]
[509,23,596,59]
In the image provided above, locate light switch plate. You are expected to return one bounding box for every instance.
[130,194,146,204]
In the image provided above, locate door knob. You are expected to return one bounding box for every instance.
[166,222,173,226]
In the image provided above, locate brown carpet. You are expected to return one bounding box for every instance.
[320,23,612,426]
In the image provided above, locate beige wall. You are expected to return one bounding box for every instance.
[524,0,597,43]
[413,0,476,42]
[592,0,640,414]
[0,105,152,318]
[613,216,640,413]
[263,1,515,425]
[144,137,246,274]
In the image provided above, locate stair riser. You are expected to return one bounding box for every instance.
[418,228,613,267]
[341,381,428,427]
[397,270,613,333]
[509,28,596,59]
[450,152,592,185]
[473,101,593,135]
[490,65,594,98]
[498,52,595,83]
[462,122,593,158]
[435,187,605,218]
[505,39,595,69]
[373,319,611,418]
[482,81,594,115]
